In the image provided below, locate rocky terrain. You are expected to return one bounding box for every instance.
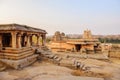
[0,51,120,80]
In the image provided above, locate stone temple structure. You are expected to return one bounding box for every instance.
[0,23,47,69]
[49,30,101,53]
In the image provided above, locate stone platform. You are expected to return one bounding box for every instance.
[0,47,38,69]
[0,54,38,69]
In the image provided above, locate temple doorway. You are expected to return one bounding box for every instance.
[75,44,81,52]
[2,33,11,47]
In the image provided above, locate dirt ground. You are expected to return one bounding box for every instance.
[0,56,120,80]
[0,61,104,80]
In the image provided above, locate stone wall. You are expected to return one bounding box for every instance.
[109,50,120,58]
[108,44,120,58]
[50,42,75,52]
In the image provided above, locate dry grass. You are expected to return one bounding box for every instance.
[71,70,111,79]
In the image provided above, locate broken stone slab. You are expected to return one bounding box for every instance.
[48,55,54,59]
[46,54,56,59]
[80,64,85,70]
[55,57,62,62]
[53,55,59,59]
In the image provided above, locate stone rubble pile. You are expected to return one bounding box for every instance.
[36,49,91,71]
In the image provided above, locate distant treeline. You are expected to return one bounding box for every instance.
[99,38,120,43]
[46,35,120,43]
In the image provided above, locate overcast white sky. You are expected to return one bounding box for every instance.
[0,0,120,35]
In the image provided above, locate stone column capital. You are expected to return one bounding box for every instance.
[17,34,22,37]
[27,34,32,37]
[36,34,42,37]
[11,31,17,35]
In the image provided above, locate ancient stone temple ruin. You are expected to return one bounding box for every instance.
[49,30,101,53]
[0,24,47,69]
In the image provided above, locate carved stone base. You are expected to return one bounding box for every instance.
[0,54,38,69]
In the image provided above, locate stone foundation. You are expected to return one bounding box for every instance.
[0,54,38,69]
[0,47,34,60]
[0,47,38,69]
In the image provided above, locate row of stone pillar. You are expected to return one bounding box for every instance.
[11,32,46,48]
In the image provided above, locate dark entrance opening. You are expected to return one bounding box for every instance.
[2,33,12,47]
[75,44,81,52]
[21,33,27,47]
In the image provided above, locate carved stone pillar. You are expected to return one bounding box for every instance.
[37,34,41,46]
[42,34,46,46]
[26,34,31,47]
[11,32,17,48]
[17,34,22,48]
[41,35,43,46]
[30,35,33,46]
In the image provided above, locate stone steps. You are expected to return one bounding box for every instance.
[1,47,32,54]
[0,50,33,57]
[0,47,34,60]
[0,52,34,60]
[38,50,63,64]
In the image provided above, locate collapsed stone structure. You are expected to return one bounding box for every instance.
[0,23,47,69]
[49,30,101,53]
[52,31,67,41]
